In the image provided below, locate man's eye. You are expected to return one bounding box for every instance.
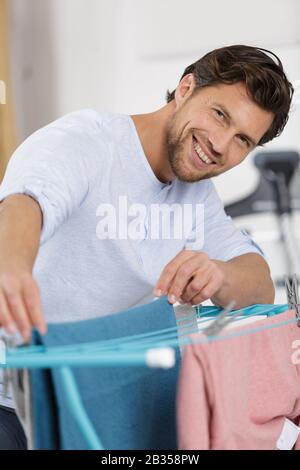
[214,109,225,119]
[239,136,249,147]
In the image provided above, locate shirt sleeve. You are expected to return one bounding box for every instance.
[185,180,265,261]
[0,110,103,244]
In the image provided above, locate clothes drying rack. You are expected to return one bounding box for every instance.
[0,291,299,450]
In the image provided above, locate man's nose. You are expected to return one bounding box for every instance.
[209,129,233,156]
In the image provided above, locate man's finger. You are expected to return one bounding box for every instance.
[154,250,195,299]
[4,288,32,341]
[0,291,17,335]
[166,253,210,302]
[22,275,46,335]
[181,265,214,303]
[189,275,219,306]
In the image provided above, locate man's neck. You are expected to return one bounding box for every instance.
[131,103,176,184]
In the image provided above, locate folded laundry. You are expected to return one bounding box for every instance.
[177,309,300,450]
[30,296,180,450]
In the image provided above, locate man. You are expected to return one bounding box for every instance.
[0,45,294,448]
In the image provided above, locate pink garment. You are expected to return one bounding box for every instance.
[177,310,300,450]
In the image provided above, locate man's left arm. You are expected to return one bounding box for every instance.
[211,252,275,308]
[154,182,276,308]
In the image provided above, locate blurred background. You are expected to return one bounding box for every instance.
[1,0,300,303]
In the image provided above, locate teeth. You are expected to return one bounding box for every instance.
[193,139,213,164]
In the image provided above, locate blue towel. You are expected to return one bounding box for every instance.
[30,296,180,450]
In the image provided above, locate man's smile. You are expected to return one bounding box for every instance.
[191,136,217,170]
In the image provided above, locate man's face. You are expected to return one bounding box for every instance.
[166,82,274,182]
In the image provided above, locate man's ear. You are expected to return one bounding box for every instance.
[174,74,196,109]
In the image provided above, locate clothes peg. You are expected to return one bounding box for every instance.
[202,300,238,337]
[173,303,197,325]
[285,275,300,327]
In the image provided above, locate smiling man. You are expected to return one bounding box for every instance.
[166,82,273,180]
[0,45,294,448]
[131,46,292,307]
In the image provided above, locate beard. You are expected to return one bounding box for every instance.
[166,113,223,183]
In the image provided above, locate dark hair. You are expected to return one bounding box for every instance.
[166,45,294,145]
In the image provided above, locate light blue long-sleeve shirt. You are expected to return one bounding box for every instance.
[0,110,264,407]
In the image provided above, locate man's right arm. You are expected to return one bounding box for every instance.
[0,194,46,341]
[0,110,103,340]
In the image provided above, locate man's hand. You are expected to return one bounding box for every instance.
[154,250,225,305]
[0,195,46,341]
[0,262,46,342]
[154,250,275,308]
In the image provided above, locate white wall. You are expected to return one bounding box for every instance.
[9,0,56,140]
[9,1,300,135]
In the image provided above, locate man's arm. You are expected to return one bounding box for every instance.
[154,250,275,309]
[156,180,275,309]
[211,253,275,308]
[0,194,46,340]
